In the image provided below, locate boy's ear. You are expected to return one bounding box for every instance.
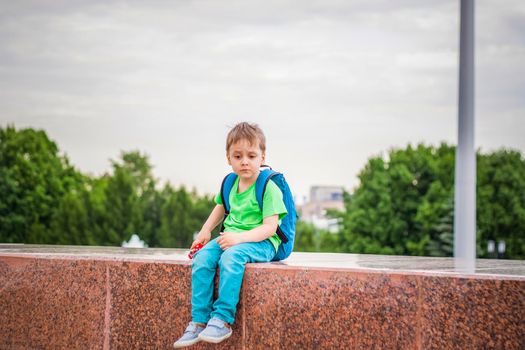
[227,153,231,165]
[262,152,266,162]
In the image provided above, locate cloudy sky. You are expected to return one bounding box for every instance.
[1,1,524,200]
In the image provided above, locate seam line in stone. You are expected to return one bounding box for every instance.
[103,264,111,350]
[242,274,246,350]
[415,276,422,350]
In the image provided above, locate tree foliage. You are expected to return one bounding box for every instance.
[0,126,83,243]
[339,144,525,259]
[0,126,214,248]
[1,127,524,259]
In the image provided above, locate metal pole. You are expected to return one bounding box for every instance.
[454,0,476,272]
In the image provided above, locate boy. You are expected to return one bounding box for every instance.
[174,122,288,347]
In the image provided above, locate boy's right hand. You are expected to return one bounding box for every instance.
[191,230,211,249]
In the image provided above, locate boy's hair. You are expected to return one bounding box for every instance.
[226,122,266,153]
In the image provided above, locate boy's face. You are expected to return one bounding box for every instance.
[227,138,265,183]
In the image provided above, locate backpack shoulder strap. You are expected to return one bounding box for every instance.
[220,172,238,214]
[255,168,289,244]
[219,172,237,232]
[255,168,277,210]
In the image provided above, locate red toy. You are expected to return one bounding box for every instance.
[188,243,204,259]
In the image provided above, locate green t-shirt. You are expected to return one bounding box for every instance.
[214,176,288,251]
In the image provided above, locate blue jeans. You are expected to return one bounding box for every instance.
[191,237,276,324]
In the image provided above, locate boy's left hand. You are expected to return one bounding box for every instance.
[217,232,243,250]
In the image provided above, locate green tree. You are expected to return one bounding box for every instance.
[340,156,399,255]
[139,189,165,247]
[83,176,110,245]
[340,143,525,259]
[0,127,218,247]
[0,126,83,243]
[157,185,213,248]
[425,198,454,257]
[49,189,91,245]
[294,220,340,253]
[103,166,137,244]
[294,221,316,252]
[477,150,525,259]
[97,151,157,245]
[191,189,217,236]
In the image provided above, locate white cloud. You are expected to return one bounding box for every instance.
[0,0,524,197]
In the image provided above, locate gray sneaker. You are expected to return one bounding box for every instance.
[173,322,205,348]
[198,317,232,344]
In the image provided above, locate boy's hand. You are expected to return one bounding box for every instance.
[191,230,211,249]
[217,232,243,250]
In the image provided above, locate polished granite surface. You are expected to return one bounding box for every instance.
[1,244,524,349]
[1,244,524,278]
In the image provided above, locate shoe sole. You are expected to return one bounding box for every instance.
[198,331,232,344]
[173,337,200,348]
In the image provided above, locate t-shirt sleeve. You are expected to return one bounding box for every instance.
[214,192,222,205]
[262,181,288,220]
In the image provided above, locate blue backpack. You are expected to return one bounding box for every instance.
[219,166,297,261]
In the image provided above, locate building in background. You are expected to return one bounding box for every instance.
[298,186,345,233]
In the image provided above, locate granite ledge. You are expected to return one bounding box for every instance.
[1,244,524,279]
[1,244,524,349]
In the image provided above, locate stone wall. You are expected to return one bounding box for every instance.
[0,245,524,349]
